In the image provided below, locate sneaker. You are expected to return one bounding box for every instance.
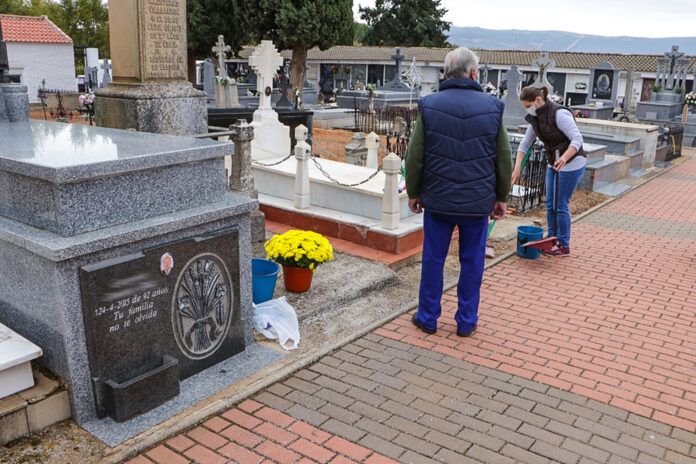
[456,325,477,338]
[411,313,436,335]
[543,245,570,257]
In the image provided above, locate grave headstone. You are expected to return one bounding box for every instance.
[588,61,618,105]
[101,59,112,87]
[345,132,368,166]
[249,40,291,159]
[380,48,410,91]
[95,0,207,135]
[502,65,528,129]
[636,45,688,122]
[203,60,216,104]
[213,35,231,79]
[532,51,555,94]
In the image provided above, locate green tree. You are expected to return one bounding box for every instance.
[0,0,28,14]
[187,0,256,81]
[353,22,369,45]
[359,0,451,47]
[55,0,109,54]
[253,0,354,100]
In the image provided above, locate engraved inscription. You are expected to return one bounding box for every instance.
[94,286,169,334]
[143,0,186,80]
[172,253,233,360]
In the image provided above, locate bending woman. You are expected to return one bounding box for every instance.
[512,85,586,257]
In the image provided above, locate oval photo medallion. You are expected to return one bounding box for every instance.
[160,253,174,276]
[171,253,234,360]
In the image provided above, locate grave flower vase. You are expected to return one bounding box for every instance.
[282,265,314,293]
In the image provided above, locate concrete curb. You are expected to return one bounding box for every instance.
[103,155,689,463]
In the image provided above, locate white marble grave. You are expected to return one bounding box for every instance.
[249,41,290,159]
[0,323,42,399]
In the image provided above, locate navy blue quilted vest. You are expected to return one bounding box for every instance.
[418,78,504,217]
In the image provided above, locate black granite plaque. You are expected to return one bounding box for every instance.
[593,70,615,100]
[80,227,244,420]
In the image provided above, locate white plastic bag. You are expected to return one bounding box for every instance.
[252,297,300,350]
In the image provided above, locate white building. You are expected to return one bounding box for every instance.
[0,14,76,102]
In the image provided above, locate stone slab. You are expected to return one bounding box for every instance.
[0,323,42,399]
[26,390,71,432]
[0,409,28,445]
[82,342,282,447]
[0,120,231,183]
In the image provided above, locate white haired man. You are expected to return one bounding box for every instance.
[406,47,512,337]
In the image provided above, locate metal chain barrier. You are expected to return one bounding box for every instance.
[251,152,295,167]
[309,156,384,188]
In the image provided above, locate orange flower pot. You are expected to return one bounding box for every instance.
[282,265,314,293]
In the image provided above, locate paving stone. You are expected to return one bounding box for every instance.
[358,434,406,460]
[533,403,577,425]
[254,392,293,412]
[286,390,327,410]
[643,431,691,455]
[393,433,440,457]
[589,435,639,461]
[400,450,442,464]
[562,438,610,463]
[476,409,523,431]
[457,428,505,452]
[520,389,561,408]
[545,420,592,444]
[617,433,664,458]
[435,448,484,464]
[519,424,565,447]
[500,443,551,464]
[286,404,329,427]
[488,425,535,450]
[417,414,461,437]
[530,440,581,464]
[573,416,621,441]
[318,403,361,425]
[424,430,471,454]
[314,375,352,394]
[348,401,392,423]
[484,378,523,396]
[369,371,409,390]
[321,419,366,442]
[557,401,602,422]
[467,444,515,464]
[506,406,550,429]
[492,391,536,411]
[314,388,354,408]
[354,418,399,441]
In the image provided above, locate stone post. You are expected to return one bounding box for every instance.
[230,119,265,242]
[294,125,311,210]
[366,132,379,170]
[344,132,367,166]
[381,153,401,230]
[229,119,256,196]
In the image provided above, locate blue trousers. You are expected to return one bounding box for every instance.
[416,211,488,333]
[545,166,586,248]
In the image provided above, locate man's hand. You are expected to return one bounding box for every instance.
[511,167,522,185]
[554,156,567,171]
[409,197,423,214]
[491,201,507,220]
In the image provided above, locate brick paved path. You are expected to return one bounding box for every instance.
[128,160,696,463]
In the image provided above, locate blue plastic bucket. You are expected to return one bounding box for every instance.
[516,226,544,260]
[252,258,280,304]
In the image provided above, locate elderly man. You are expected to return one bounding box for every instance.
[406,47,512,337]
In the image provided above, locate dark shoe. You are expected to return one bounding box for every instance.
[411,313,436,335]
[457,325,477,337]
[543,245,570,257]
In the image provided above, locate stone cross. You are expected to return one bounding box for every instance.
[503,66,523,98]
[392,48,406,82]
[249,40,284,111]
[621,68,641,113]
[212,35,231,79]
[532,51,555,89]
[101,59,112,86]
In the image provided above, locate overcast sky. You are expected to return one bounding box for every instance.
[353,0,695,39]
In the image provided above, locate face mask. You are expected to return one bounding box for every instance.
[526,104,537,117]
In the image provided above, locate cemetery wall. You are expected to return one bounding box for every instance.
[6,43,76,102]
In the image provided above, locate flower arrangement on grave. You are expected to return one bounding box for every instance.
[685,92,696,108]
[573,110,590,119]
[675,87,684,95]
[215,76,230,87]
[483,82,499,97]
[265,230,335,293]
[78,92,95,126]
[575,82,587,90]
[549,94,563,104]
[366,83,377,97]
[652,84,663,94]
[331,65,339,75]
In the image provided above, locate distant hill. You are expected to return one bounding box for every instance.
[448,27,696,55]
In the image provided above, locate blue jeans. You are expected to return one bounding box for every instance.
[546,166,585,248]
[416,211,488,333]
